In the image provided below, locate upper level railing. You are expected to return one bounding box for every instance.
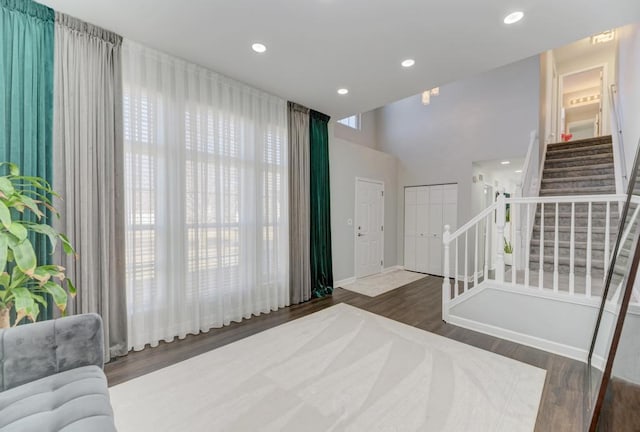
[519,130,540,199]
[610,83,628,192]
[441,191,631,321]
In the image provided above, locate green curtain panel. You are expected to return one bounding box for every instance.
[0,0,55,319]
[309,110,333,297]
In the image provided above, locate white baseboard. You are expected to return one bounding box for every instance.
[382,265,404,273]
[446,314,590,364]
[334,276,356,288]
[336,265,404,288]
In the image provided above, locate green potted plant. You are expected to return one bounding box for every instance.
[0,162,76,328]
[503,237,513,266]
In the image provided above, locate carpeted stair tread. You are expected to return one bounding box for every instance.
[541,174,615,184]
[530,239,606,249]
[545,143,613,158]
[546,135,612,152]
[533,225,617,233]
[542,166,614,179]
[540,186,616,195]
[530,255,607,270]
[544,153,613,166]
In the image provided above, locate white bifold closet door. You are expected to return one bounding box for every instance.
[404,184,457,276]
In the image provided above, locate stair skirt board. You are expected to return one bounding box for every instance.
[446,282,608,368]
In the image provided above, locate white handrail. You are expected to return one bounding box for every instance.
[507,194,627,205]
[609,84,628,191]
[445,202,497,243]
[520,130,540,198]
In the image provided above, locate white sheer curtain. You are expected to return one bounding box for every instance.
[122,41,289,351]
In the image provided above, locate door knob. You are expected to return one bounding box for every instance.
[358,233,364,237]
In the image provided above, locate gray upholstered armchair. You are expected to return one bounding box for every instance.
[0,314,116,431]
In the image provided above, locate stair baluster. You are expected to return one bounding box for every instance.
[586,202,593,297]
[554,203,559,292]
[442,224,451,321]
[525,203,531,287]
[512,202,518,286]
[464,232,468,293]
[604,202,611,280]
[484,214,489,281]
[474,224,479,287]
[539,203,545,290]
[570,203,575,295]
[455,237,459,297]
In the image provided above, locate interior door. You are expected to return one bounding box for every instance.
[356,179,384,278]
[404,188,417,271]
[416,187,430,273]
[428,186,444,275]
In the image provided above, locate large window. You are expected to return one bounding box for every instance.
[122,41,289,351]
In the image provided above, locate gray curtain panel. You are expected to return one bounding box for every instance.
[288,102,312,304]
[53,12,127,361]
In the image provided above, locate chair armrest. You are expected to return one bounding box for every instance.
[0,313,104,391]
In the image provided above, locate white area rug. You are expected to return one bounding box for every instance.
[341,270,427,297]
[110,304,546,432]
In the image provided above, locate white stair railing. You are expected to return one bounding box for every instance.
[442,191,630,322]
[609,84,628,193]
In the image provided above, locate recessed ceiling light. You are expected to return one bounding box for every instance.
[251,43,267,53]
[401,59,415,68]
[503,11,524,24]
[337,88,349,95]
[515,169,523,173]
[501,160,511,165]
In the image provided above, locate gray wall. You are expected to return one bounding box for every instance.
[329,125,398,282]
[617,24,640,174]
[334,110,379,150]
[375,56,540,264]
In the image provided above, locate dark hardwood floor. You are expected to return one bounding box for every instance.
[106,275,589,431]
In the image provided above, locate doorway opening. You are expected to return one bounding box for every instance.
[559,65,605,141]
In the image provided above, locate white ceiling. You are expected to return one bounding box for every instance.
[38,0,640,119]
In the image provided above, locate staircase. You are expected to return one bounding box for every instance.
[530,136,619,281]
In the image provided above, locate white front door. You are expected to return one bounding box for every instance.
[355,179,384,278]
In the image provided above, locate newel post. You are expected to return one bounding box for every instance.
[496,187,506,283]
[442,224,451,322]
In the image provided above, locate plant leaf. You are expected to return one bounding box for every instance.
[25,224,58,253]
[32,267,52,285]
[59,234,76,256]
[18,195,43,219]
[8,222,28,242]
[0,233,7,273]
[9,239,37,275]
[0,178,15,197]
[0,162,20,176]
[10,266,28,289]
[13,287,39,324]
[67,278,76,296]
[42,281,67,313]
[0,272,9,289]
[0,200,11,229]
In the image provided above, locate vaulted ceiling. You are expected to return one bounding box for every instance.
[39,0,640,119]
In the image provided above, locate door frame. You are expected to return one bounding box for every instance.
[557,63,608,138]
[354,177,385,279]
